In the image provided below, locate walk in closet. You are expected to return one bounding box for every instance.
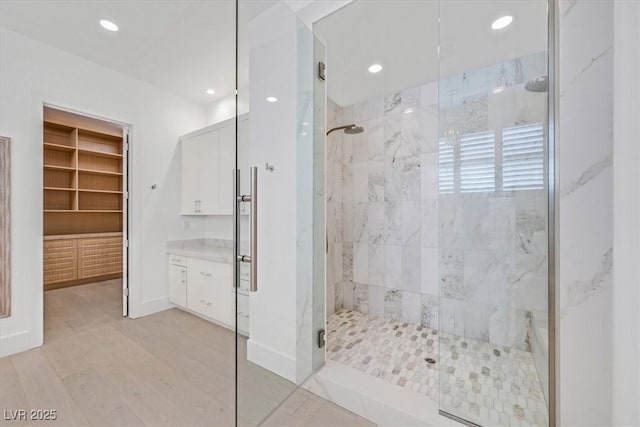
[43,107,125,290]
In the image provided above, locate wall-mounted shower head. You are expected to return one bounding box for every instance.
[525,75,548,92]
[344,125,364,134]
[326,124,365,136]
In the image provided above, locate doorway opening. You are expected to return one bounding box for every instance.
[42,106,129,342]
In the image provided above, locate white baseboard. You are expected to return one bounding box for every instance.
[0,330,32,358]
[247,338,297,383]
[132,296,172,319]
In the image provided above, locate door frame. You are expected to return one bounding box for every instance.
[41,102,132,319]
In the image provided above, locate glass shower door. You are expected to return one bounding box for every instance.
[437,1,552,426]
[234,1,325,425]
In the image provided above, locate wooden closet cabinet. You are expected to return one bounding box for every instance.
[43,234,122,290]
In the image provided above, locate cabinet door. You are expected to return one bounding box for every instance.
[218,124,234,215]
[187,259,216,318]
[198,130,220,215]
[169,264,187,308]
[181,137,201,214]
[209,260,233,326]
[186,258,233,325]
[237,118,250,215]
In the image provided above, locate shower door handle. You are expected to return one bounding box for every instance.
[237,167,257,292]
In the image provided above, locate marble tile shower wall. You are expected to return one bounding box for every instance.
[326,98,344,315]
[438,51,549,350]
[338,82,441,330]
[334,51,549,350]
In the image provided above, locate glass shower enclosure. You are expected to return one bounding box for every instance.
[233,1,554,426]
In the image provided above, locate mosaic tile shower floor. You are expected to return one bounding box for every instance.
[327,310,549,427]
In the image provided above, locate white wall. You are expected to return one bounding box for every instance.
[612,2,640,426]
[558,1,614,425]
[0,28,207,357]
[205,92,248,126]
[245,2,318,384]
[246,3,300,381]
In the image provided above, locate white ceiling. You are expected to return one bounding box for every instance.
[0,0,547,109]
[0,0,276,106]
[315,0,547,107]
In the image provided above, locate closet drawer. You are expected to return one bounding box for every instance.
[44,238,77,250]
[78,236,122,249]
[77,236,122,279]
[43,247,77,284]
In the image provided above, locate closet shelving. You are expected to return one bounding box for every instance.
[43,115,124,235]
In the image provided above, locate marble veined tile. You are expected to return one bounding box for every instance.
[384,245,402,290]
[367,202,385,245]
[384,289,403,321]
[402,201,422,247]
[368,161,385,203]
[368,244,384,287]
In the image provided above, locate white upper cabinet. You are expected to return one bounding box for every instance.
[218,124,235,215]
[181,117,245,215]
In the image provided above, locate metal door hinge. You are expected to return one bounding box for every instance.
[124,240,129,248]
[124,288,129,296]
[318,329,326,348]
[318,61,326,81]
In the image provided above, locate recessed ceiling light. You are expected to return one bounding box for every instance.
[491,16,513,30]
[302,122,309,126]
[492,86,505,94]
[368,64,383,74]
[206,89,216,95]
[403,108,414,114]
[266,96,278,103]
[99,19,119,32]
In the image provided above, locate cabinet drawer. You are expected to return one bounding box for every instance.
[44,239,76,250]
[43,241,77,284]
[240,263,250,281]
[43,249,77,284]
[169,264,187,308]
[78,236,122,248]
[237,293,249,317]
[168,254,186,266]
[237,314,249,335]
[186,258,233,325]
[78,245,122,279]
[78,245,121,260]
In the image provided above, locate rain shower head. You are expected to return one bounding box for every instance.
[344,125,364,134]
[326,124,364,136]
[525,75,548,92]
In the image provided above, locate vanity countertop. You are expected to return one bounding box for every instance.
[167,239,246,264]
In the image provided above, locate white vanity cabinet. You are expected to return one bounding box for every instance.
[237,262,251,335]
[186,257,233,326]
[168,255,187,308]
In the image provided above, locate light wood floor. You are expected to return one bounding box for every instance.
[0,280,374,427]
